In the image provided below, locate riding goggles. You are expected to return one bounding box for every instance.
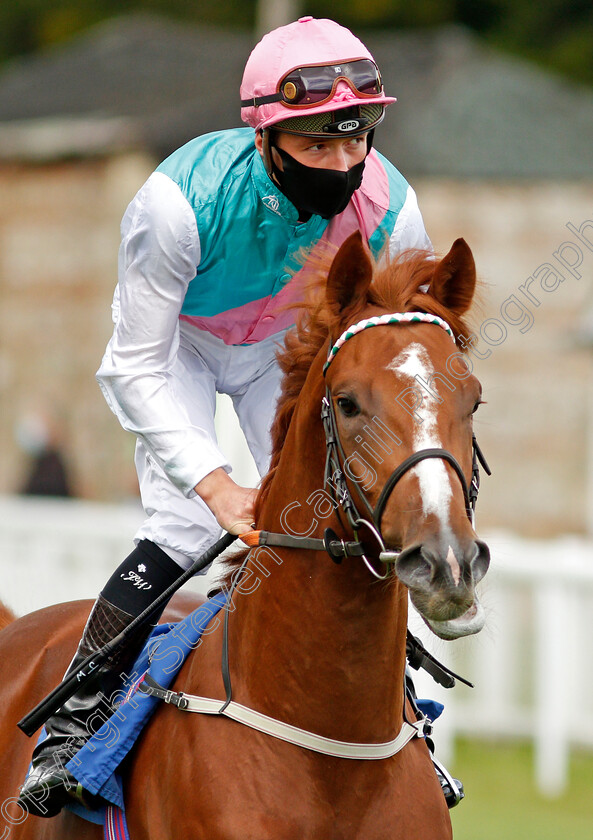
[241,59,384,109]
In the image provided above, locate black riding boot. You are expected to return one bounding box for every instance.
[18,540,183,818]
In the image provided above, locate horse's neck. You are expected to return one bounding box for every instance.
[225,389,409,743]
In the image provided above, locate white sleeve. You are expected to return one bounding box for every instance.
[388,185,433,257]
[96,171,229,496]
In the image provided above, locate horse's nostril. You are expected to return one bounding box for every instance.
[471,540,490,583]
[395,546,432,590]
[396,540,490,592]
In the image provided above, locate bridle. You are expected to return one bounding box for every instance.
[240,310,490,579]
[319,311,490,579]
[139,310,484,760]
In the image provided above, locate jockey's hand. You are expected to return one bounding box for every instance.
[194,468,256,535]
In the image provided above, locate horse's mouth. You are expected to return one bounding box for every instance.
[423,597,485,640]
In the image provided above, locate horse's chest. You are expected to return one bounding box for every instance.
[128,727,450,840]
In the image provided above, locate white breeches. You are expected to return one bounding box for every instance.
[134,327,286,570]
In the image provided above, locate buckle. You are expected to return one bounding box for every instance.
[323,528,345,564]
[163,689,189,710]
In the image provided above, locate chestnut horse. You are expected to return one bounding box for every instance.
[0,232,489,839]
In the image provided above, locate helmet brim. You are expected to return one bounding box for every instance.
[253,93,396,133]
[266,100,393,139]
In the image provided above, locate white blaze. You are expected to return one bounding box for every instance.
[387,343,453,529]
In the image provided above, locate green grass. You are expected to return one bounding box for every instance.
[450,738,593,840]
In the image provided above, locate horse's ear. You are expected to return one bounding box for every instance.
[429,238,476,315]
[326,231,373,317]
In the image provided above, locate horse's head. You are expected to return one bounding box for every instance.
[322,232,490,640]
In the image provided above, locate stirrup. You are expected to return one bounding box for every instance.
[432,755,464,808]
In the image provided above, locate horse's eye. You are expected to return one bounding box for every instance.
[337,396,359,417]
[472,400,484,415]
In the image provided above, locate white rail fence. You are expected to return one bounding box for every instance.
[1,495,592,797]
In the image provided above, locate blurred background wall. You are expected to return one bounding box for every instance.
[1,9,592,533]
[1,1,593,826]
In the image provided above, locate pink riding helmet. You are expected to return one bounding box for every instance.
[240,17,396,136]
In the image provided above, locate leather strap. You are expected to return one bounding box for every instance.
[241,530,365,558]
[373,448,471,528]
[240,92,283,107]
[406,632,474,689]
[139,674,424,760]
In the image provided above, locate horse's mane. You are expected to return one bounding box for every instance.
[219,245,473,589]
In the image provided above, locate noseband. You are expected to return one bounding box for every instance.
[320,311,490,579]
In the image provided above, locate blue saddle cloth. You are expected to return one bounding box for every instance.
[65,592,227,811]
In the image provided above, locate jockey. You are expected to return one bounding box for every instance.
[19,16,460,817]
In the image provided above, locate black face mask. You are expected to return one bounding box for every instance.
[271,146,366,220]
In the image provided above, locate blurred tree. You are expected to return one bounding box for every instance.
[0,0,590,87]
[307,0,593,85]
[481,0,593,85]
